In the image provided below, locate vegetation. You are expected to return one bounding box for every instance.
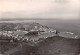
[0,22,43,31]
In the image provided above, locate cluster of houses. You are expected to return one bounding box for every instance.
[0,24,56,42]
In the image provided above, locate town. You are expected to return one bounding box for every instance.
[0,22,57,42]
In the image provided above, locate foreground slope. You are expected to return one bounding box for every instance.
[35,36,80,55]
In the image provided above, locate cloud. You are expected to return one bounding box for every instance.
[0,0,80,19]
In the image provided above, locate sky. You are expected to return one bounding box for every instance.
[0,0,80,19]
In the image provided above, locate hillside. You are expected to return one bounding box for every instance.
[0,22,47,31]
[5,36,80,55]
[35,36,80,55]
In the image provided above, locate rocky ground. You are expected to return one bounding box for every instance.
[35,36,80,55]
[0,36,80,55]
